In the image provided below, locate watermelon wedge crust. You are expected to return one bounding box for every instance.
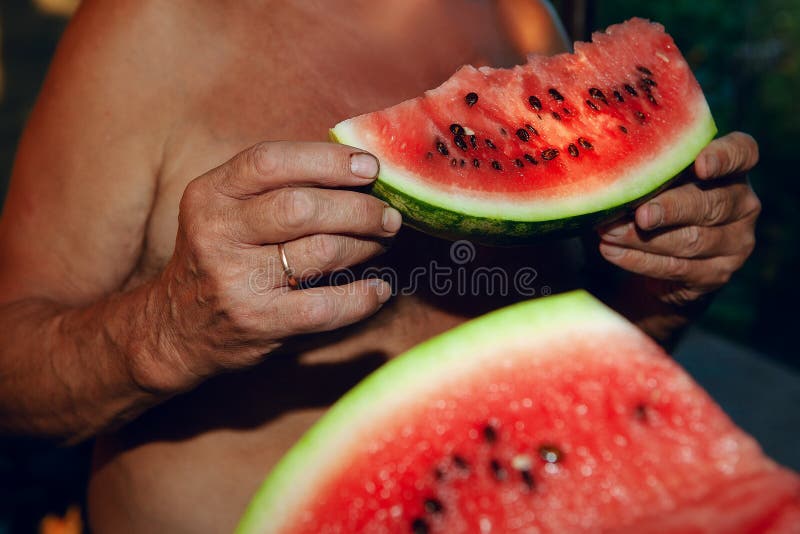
[330,19,718,244]
[237,291,799,534]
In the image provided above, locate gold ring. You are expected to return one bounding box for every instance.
[277,243,299,289]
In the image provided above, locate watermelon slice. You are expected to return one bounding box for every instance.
[331,19,717,244]
[237,291,799,533]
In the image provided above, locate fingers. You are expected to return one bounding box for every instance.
[600,219,755,259]
[633,179,758,231]
[271,278,392,336]
[205,141,380,198]
[694,132,759,180]
[258,235,388,287]
[229,188,402,244]
[598,243,742,290]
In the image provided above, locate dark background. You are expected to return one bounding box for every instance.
[1,1,798,532]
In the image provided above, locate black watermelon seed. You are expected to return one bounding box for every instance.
[465,92,479,107]
[469,135,478,149]
[642,77,658,87]
[412,518,429,534]
[499,127,508,136]
[514,159,524,168]
[568,144,579,157]
[450,158,457,167]
[539,445,563,464]
[552,111,562,121]
[613,90,624,103]
[636,65,653,76]
[450,123,465,136]
[424,498,444,515]
[548,88,564,101]
[453,455,470,470]
[490,459,507,481]
[491,160,502,171]
[525,123,538,136]
[624,84,638,96]
[516,128,530,142]
[541,148,559,161]
[524,153,538,165]
[619,125,628,134]
[647,93,658,105]
[485,139,497,149]
[588,87,608,104]
[472,158,480,168]
[436,141,449,156]
[453,135,468,151]
[563,107,572,116]
[521,470,535,490]
[585,99,600,111]
[528,95,543,110]
[483,424,498,443]
[638,80,653,94]
[635,110,647,123]
[460,159,466,167]
[426,152,433,159]
[577,137,593,150]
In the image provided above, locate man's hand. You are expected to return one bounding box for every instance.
[134,141,400,393]
[597,132,760,332]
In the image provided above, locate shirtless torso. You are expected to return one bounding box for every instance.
[12,1,576,531]
[0,0,764,531]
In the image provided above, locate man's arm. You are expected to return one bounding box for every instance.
[0,0,396,442]
[0,0,174,441]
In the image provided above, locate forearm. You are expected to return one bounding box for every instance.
[0,280,176,443]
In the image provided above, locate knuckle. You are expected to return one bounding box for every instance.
[353,196,383,228]
[327,146,353,177]
[180,178,209,215]
[660,284,702,307]
[683,226,704,257]
[744,191,762,219]
[179,187,220,248]
[297,296,336,331]
[734,132,760,168]
[309,234,342,271]
[248,141,285,179]
[272,188,315,231]
[703,189,729,225]
[662,255,690,279]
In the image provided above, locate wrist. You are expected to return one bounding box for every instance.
[121,274,202,397]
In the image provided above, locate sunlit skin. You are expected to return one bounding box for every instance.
[0,0,759,532]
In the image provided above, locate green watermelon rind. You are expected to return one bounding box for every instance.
[330,103,717,246]
[235,290,633,534]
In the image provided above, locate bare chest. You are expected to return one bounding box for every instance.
[131,0,518,280]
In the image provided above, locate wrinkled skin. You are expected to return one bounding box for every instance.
[598,132,760,341]
[0,0,759,532]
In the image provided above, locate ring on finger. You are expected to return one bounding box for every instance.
[277,242,299,289]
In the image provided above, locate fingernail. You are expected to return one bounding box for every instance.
[703,153,719,177]
[599,243,625,257]
[369,278,392,303]
[602,222,630,238]
[382,207,402,233]
[350,152,379,179]
[642,203,664,229]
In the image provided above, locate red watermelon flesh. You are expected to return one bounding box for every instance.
[331,19,717,243]
[237,292,800,533]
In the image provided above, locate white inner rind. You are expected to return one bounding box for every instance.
[235,291,646,534]
[332,97,716,221]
